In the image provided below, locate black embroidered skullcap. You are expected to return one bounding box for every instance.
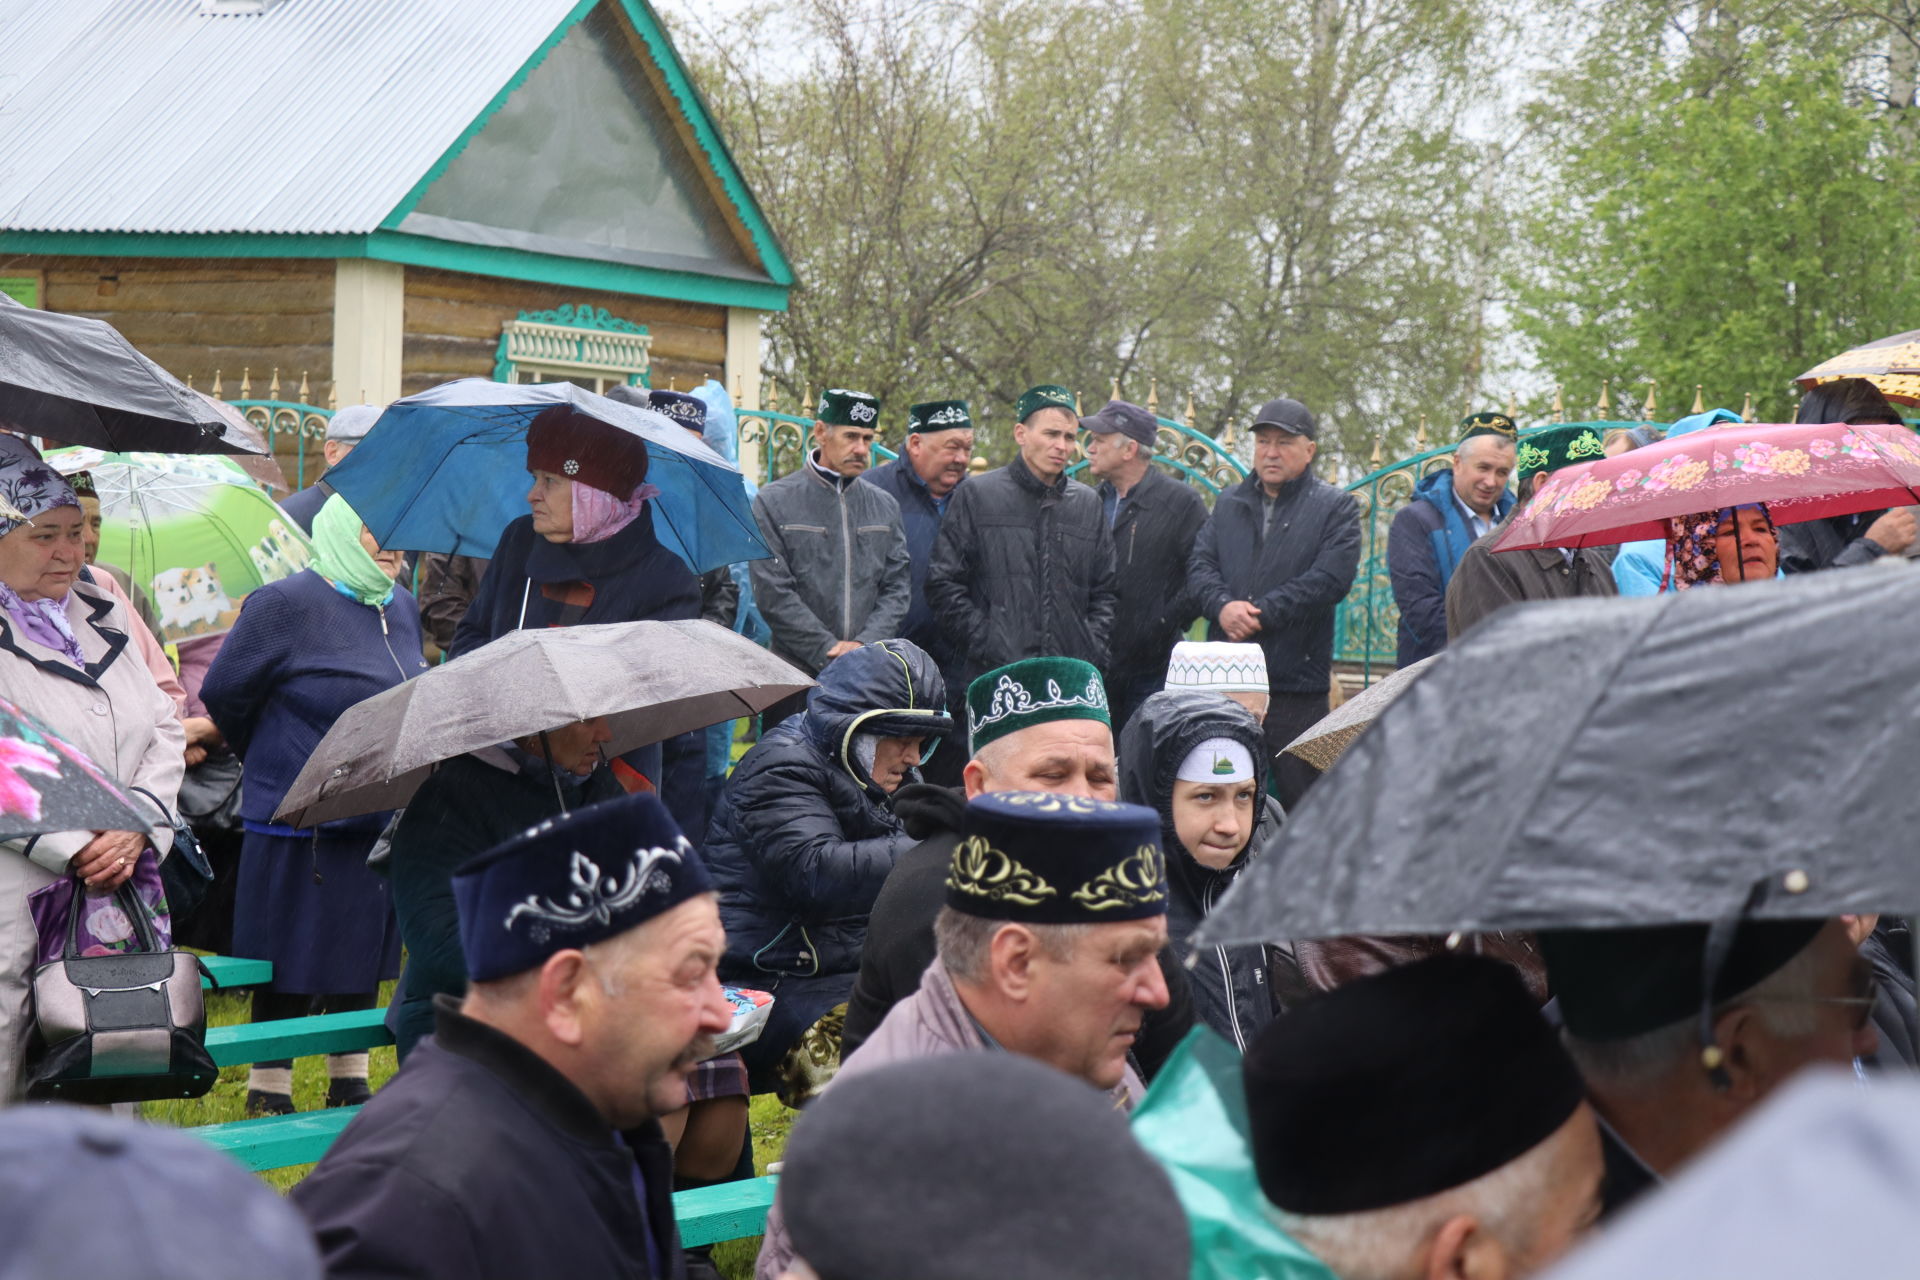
[1243,953,1586,1215]
[945,791,1167,925]
[783,1052,1189,1280]
[1541,920,1825,1042]
[452,792,713,981]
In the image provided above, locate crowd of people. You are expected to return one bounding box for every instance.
[0,365,1911,1280]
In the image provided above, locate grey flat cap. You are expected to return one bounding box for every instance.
[325,403,382,444]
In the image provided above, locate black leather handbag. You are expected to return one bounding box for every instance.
[23,882,217,1104]
[131,785,216,922]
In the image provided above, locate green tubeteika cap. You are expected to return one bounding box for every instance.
[1514,424,1608,483]
[908,400,973,434]
[818,388,881,428]
[1015,385,1076,423]
[966,657,1110,755]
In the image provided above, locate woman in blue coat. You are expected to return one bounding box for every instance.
[201,495,429,1116]
[704,639,950,1101]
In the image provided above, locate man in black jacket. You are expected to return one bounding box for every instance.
[293,793,732,1280]
[926,384,1118,689]
[1187,397,1360,805]
[840,656,1194,1073]
[1081,398,1208,732]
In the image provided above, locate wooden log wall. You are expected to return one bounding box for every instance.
[3,256,334,390]
[402,266,726,397]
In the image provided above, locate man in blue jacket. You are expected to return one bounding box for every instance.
[1187,396,1360,805]
[1386,413,1517,665]
[863,399,973,783]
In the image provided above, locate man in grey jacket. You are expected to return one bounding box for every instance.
[751,388,912,727]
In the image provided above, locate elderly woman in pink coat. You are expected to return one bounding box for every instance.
[0,437,182,1096]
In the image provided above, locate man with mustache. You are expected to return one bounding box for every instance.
[293,793,733,1280]
[755,790,1172,1279]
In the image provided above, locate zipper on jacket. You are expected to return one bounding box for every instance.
[839,486,854,639]
[1204,877,1248,1051]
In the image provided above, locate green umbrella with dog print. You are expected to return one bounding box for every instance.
[44,448,313,645]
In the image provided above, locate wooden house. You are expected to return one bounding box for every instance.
[0,0,787,470]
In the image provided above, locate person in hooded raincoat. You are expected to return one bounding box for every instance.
[703,639,951,1100]
[1120,689,1276,1050]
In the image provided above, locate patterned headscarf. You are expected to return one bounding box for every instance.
[1665,503,1775,590]
[0,434,79,539]
[0,435,87,664]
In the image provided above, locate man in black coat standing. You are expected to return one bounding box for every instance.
[1187,397,1360,806]
[292,793,732,1280]
[926,384,1118,688]
[1080,398,1208,732]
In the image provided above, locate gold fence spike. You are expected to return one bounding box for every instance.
[1551,383,1565,422]
[733,373,744,405]
[1740,391,1754,421]
[1111,376,1121,403]
[297,371,311,402]
[1147,378,1160,414]
[1596,379,1610,416]
[186,374,195,391]
[802,384,813,415]
[268,368,281,400]
[327,383,338,411]
[1074,391,1083,415]
[1692,384,1705,414]
[1370,434,1384,466]
[239,367,251,399]
[1505,389,1519,417]
[1418,415,1430,448]
[211,371,223,401]
[1184,393,1197,429]
[359,388,368,406]
[668,375,678,392]
[1642,380,1657,417]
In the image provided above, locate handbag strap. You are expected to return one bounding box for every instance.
[62,879,159,960]
[127,785,189,839]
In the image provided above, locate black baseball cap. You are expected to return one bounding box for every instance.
[1079,399,1158,449]
[1251,397,1317,440]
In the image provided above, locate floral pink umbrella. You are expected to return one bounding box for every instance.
[1493,421,1920,551]
[0,694,152,843]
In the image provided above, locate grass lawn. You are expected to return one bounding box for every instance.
[150,976,799,1278]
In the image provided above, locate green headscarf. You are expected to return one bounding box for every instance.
[310,494,395,608]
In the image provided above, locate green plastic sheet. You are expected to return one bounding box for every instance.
[1131,1027,1338,1280]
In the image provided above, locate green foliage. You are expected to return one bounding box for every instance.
[678,0,1505,468]
[1511,13,1920,421]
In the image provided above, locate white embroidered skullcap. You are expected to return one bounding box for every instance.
[1164,641,1268,694]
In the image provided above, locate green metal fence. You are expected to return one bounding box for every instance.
[229,398,332,489]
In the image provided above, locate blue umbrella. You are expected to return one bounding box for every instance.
[321,378,769,573]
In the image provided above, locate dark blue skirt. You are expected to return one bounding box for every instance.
[232,830,401,995]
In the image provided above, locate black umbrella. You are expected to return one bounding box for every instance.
[1545,1070,1920,1280]
[0,293,259,454]
[1195,568,1920,947]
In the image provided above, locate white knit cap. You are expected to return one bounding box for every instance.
[1164,641,1268,694]
[1175,737,1256,784]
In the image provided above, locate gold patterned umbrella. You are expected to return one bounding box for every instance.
[1796,330,1920,405]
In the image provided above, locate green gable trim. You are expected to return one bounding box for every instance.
[0,230,790,312]
[379,0,598,237]
[615,0,794,287]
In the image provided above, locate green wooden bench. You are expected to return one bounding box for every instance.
[205,1005,394,1068]
[199,954,273,991]
[193,1107,779,1245]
